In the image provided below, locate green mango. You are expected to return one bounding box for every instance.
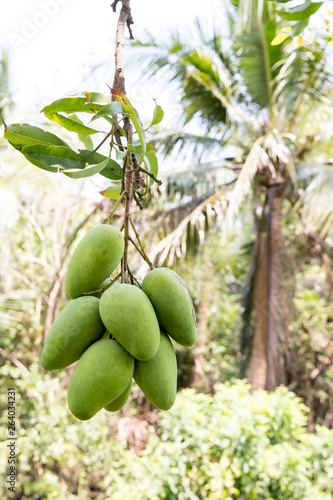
[141,268,197,346]
[67,339,134,421]
[41,296,105,371]
[65,224,124,299]
[134,331,177,411]
[104,380,132,412]
[99,283,160,361]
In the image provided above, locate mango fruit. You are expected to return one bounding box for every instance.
[67,339,134,420]
[41,296,105,371]
[65,224,124,299]
[104,380,132,412]
[141,268,197,346]
[99,283,160,361]
[134,331,177,410]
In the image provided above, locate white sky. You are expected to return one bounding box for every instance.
[0,0,219,123]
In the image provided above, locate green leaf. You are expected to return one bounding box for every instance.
[100,184,122,199]
[45,113,99,135]
[21,144,85,172]
[271,33,290,46]
[4,123,69,149]
[78,134,93,150]
[79,150,122,180]
[143,149,158,185]
[68,115,94,149]
[150,102,164,127]
[64,158,110,179]
[291,18,310,37]
[279,2,323,21]
[90,102,124,122]
[84,92,110,103]
[128,142,154,155]
[111,89,146,156]
[116,149,127,160]
[42,97,104,115]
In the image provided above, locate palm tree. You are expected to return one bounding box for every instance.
[133,0,333,390]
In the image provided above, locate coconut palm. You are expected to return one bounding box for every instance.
[133,0,333,390]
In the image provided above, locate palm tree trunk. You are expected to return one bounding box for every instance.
[247,229,268,390]
[247,185,286,390]
[266,185,286,390]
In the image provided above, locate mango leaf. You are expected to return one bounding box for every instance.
[116,149,127,160]
[78,134,93,150]
[42,97,105,115]
[128,142,154,155]
[111,89,146,156]
[64,158,110,179]
[21,144,85,172]
[149,103,164,127]
[68,114,94,149]
[100,184,122,200]
[45,113,99,135]
[4,123,70,149]
[90,102,124,122]
[279,2,323,21]
[84,92,110,103]
[143,149,158,186]
[79,150,122,180]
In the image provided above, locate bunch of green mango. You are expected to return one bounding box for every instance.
[41,224,197,420]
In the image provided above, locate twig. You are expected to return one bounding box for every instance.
[127,265,142,287]
[93,130,112,153]
[139,166,162,185]
[84,272,122,296]
[122,136,134,281]
[132,189,144,210]
[128,215,152,263]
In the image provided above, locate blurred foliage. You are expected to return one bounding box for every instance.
[1,373,333,499]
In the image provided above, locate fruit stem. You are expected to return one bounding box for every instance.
[108,190,126,224]
[128,215,154,270]
[127,265,142,288]
[121,117,134,283]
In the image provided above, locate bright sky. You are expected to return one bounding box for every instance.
[0,0,219,123]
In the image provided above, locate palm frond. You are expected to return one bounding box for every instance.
[160,162,237,202]
[135,190,228,278]
[234,0,283,116]
[225,135,265,226]
[273,43,333,129]
[150,127,227,161]
[226,131,297,226]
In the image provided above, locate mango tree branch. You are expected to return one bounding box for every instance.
[111,0,134,282]
[112,0,133,93]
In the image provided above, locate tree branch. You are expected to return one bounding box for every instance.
[111,1,135,282]
[112,0,134,93]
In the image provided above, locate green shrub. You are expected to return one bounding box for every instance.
[1,371,332,500]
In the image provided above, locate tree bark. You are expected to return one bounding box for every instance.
[266,185,286,390]
[247,184,286,391]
